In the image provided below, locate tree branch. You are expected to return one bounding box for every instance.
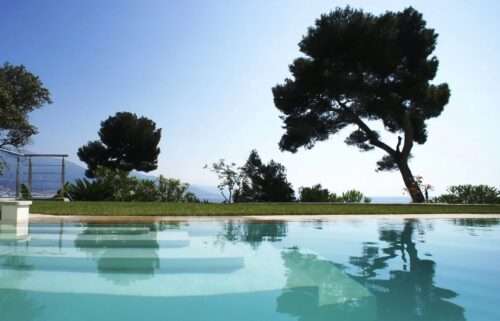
[335,98,396,156]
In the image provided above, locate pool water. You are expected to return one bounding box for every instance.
[1,218,499,321]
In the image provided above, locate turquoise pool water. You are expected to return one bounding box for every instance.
[1,218,499,321]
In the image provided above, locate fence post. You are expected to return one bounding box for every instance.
[28,157,33,195]
[15,156,20,199]
[60,157,65,198]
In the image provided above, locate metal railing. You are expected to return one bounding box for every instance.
[0,148,68,199]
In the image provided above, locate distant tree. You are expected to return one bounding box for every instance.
[434,185,500,204]
[341,189,368,203]
[235,151,264,202]
[157,176,197,202]
[220,220,288,249]
[0,63,51,149]
[0,63,51,173]
[236,150,295,202]
[204,160,242,203]
[183,191,201,203]
[206,151,295,203]
[299,184,337,202]
[272,7,450,203]
[78,112,161,177]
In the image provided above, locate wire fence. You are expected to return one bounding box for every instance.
[0,148,67,199]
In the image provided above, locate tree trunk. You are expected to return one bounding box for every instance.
[398,160,425,203]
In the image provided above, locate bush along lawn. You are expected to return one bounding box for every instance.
[30,201,500,216]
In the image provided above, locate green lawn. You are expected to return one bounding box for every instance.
[30,201,500,216]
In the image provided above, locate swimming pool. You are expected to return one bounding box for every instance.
[1,217,499,321]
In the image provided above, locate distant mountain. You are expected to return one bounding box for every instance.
[187,185,224,202]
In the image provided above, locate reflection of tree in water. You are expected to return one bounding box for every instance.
[453,218,500,228]
[349,219,466,321]
[277,249,376,321]
[74,224,164,285]
[219,220,287,248]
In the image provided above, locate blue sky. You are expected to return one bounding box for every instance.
[1,0,499,196]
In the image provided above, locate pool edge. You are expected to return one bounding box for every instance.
[29,213,500,224]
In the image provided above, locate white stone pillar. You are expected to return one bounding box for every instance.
[0,201,32,224]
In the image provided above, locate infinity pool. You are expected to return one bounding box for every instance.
[1,217,499,321]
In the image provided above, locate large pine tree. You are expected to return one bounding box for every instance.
[78,112,161,177]
[272,7,450,202]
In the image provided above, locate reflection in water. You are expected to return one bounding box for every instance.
[278,249,376,321]
[1,218,499,321]
[453,218,500,228]
[218,219,488,320]
[74,224,163,284]
[0,220,29,241]
[220,220,287,248]
[0,289,44,321]
[0,220,35,272]
[0,220,44,321]
[350,220,466,321]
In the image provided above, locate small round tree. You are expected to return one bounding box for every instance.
[272,7,450,202]
[78,112,161,177]
[0,62,51,174]
[0,63,51,149]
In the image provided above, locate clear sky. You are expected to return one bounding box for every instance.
[1,0,499,197]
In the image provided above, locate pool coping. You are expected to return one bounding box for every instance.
[29,213,500,223]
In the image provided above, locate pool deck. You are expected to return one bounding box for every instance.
[29,213,500,223]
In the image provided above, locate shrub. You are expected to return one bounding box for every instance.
[299,186,371,203]
[67,178,114,201]
[183,192,201,203]
[340,189,364,203]
[157,176,189,202]
[299,184,328,202]
[341,189,371,203]
[93,167,137,201]
[132,180,159,201]
[434,185,500,204]
[299,184,338,202]
[66,168,199,202]
[20,184,32,200]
